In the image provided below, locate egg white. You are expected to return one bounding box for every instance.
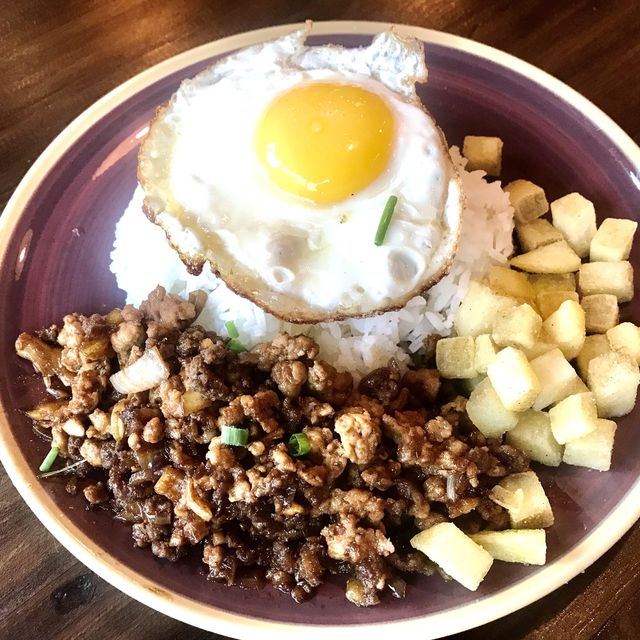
[140,26,462,322]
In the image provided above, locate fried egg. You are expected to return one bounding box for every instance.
[139,24,462,323]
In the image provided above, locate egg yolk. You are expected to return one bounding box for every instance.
[255,82,394,204]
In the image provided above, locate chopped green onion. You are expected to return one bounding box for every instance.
[39,446,59,472]
[374,195,398,246]
[228,339,247,354]
[39,459,85,479]
[221,425,249,446]
[225,321,246,352]
[225,320,240,339]
[288,432,311,457]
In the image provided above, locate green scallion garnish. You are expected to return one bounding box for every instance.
[225,320,240,339]
[225,322,246,352]
[374,195,398,246]
[39,446,59,473]
[228,339,247,353]
[40,459,85,479]
[221,425,249,446]
[288,432,311,457]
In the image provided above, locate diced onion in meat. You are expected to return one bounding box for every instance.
[110,346,169,394]
[446,473,458,502]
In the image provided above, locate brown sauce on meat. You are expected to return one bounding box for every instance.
[17,286,528,606]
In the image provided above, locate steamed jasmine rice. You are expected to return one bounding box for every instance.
[110,147,514,377]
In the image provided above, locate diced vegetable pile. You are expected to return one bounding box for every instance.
[410,136,638,590]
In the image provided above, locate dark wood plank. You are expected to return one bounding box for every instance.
[1,1,640,638]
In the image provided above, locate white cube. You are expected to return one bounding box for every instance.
[530,348,581,410]
[466,377,519,438]
[411,523,493,591]
[542,300,585,360]
[436,336,477,379]
[487,347,541,411]
[454,280,517,337]
[588,351,640,417]
[578,261,634,303]
[506,410,563,466]
[492,303,542,350]
[469,529,546,565]
[563,418,617,471]
[548,392,598,444]
[607,322,640,364]
[550,192,597,258]
[590,218,637,262]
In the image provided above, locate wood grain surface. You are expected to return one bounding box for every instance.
[1,1,640,638]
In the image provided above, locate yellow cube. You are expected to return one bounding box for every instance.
[581,294,619,334]
[492,471,554,528]
[587,350,640,417]
[563,418,617,471]
[537,290,579,320]
[578,261,634,302]
[607,322,640,364]
[590,218,637,262]
[530,348,581,410]
[487,347,540,411]
[492,303,542,350]
[488,265,535,301]
[474,334,498,374]
[505,180,549,223]
[510,241,581,274]
[576,334,611,381]
[516,218,564,252]
[529,273,576,295]
[469,529,546,565]
[550,192,597,258]
[542,300,586,360]
[410,523,493,591]
[549,392,598,444]
[506,410,563,466]
[436,336,477,379]
[466,377,519,437]
[454,280,517,337]
[462,135,504,176]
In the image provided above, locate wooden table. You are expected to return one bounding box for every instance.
[1,1,639,638]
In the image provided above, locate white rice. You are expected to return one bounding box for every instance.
[110,147,514,377]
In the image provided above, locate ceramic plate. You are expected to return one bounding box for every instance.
[1,21,639,640]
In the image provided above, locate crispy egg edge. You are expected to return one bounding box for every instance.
[137,31,463,324]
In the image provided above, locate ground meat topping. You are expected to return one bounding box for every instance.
[271,360,308,398]
[322,514,394,563]
[334,407,381,465]
[307,360,353,406]
[140,285,197,334]
[242,332,319,371]
[17,291,534,608]
[402,368,441,404]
